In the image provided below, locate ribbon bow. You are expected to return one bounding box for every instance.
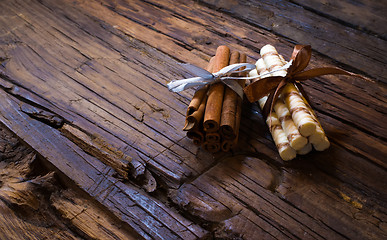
[167,62,256,99]
[243,45,365,118]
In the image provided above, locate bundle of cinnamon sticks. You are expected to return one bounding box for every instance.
[249,44,330,160]
[184,45,246,153]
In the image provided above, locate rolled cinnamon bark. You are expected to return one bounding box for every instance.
[203,46,230,132]
[186,129,204,146]
[205,132,221,142]
[298,93,330,151]
[184,94,208,131]
[203,141,221,153]
[274,97,308,150]
[221,139,233,152]
[253,57,307,151]
[297,143,312,155]
[220,51,240,139]
[260,45,316,137]
[258,96,296,161]
[281,84,317,137]
[221,53,248,151]
[233,53,247,148]
[184,57,215,131]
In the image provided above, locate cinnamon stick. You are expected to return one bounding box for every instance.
[184,94,208,131]
[222,53,248,151]
[221,139,233,152]
[297,91,330,151]
[203,141,221,153]
[205,132,220,142]
[186,129,204,146]
[184,57,215,131]
[220,51,240,139]
[234,53,247,143]
[249,58,296,160]
[203,46,230,132]
[297,143,312,155]
[258,96,296,161]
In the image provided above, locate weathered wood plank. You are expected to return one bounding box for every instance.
[81,0,386,140]
[0,126,82,240]
[290,0,387,39]
[2,0,385,191]
[198,0,387,82]
[171,155,387,239]
[1,0,386,238]
[51,189,143,240]
[112,0,387,197]
[0,0,217,188]
[0,90,208,240]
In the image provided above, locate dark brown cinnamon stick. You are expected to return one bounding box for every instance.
[203,46,230,132]
[186,128,204,146]
[184,94,208,131]
[205,132,220,142]
[203,141,221,153]
[183,57,215,131]
[220,53,247,151]
[221,139,233,152]
[232,53,247,147]
[219,51,240,139]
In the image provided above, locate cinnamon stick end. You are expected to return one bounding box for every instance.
[203,120,219,133]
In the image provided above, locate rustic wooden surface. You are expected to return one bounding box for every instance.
[0,0,386,239]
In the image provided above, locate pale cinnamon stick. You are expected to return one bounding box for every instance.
[297,143,312,155]
[260,45,316,137]
[249,59,296,160]
[203,46,230,132]
[258,96,296,161]
[220,51,240,139]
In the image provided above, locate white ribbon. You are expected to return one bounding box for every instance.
[167,60,293,99]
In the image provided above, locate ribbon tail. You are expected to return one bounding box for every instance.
[179,63,213,78]
[167,76,210,92]
[216,63,256,76]
[293,67,366,81]
[223,79,244,99]
[243,76,284,103]
[262,78,288,128]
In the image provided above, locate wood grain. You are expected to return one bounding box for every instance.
[0,91,208,240]
[0,0,386,239]
[199,0,387,82]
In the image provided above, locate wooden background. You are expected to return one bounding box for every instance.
[0,0,386,239]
